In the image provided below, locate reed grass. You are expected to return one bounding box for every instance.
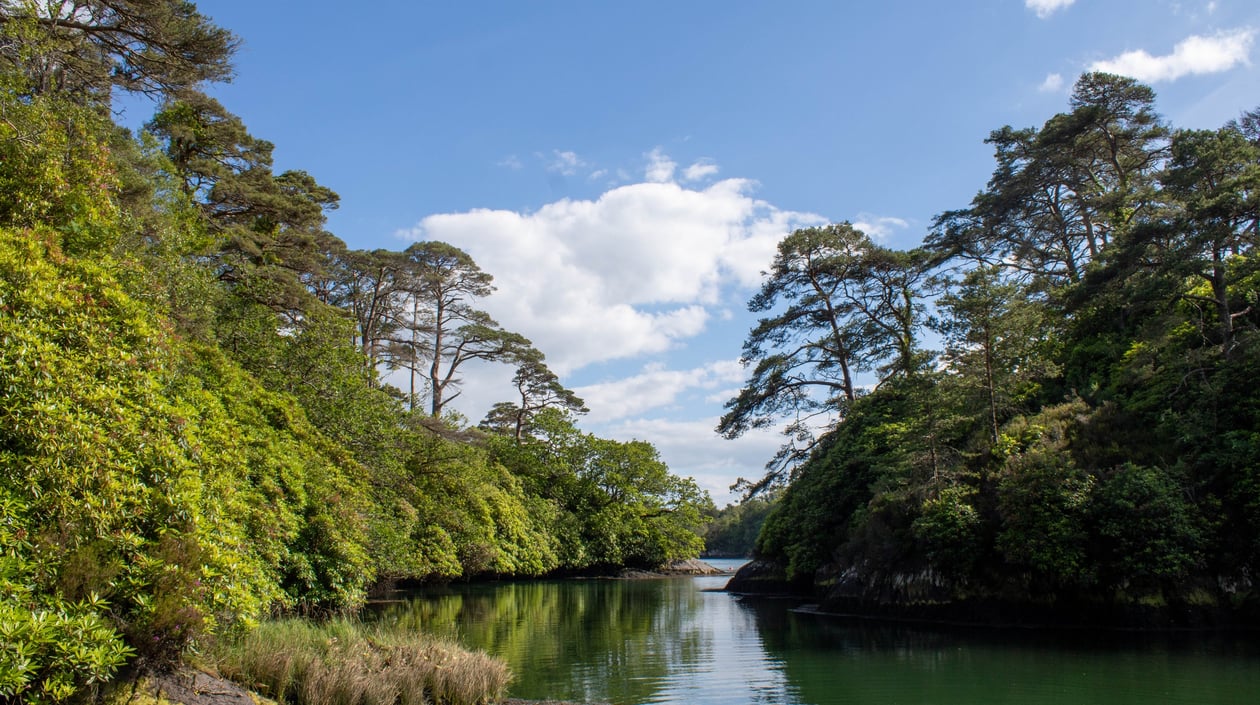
[212,618,511,705]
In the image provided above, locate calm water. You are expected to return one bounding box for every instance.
[372,559,1260,705]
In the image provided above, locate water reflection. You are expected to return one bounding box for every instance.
[375,577,715,704]
[375,573,1260,705]
[743,598,1260,705]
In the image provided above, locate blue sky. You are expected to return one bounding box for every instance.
[133,1,1260,504]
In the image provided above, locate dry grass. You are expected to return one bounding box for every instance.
[213,618,512,705]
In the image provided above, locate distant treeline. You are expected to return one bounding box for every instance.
[703,496,777,557]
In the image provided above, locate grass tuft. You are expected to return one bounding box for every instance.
[213,618,511,705]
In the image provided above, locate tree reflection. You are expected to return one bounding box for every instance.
[737,597,1260,705]
[375,578,713,703]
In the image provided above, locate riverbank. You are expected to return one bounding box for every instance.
[116,563,729,705]
[725,559,1260,630]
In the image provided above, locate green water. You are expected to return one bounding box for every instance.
[373,562,1260,705]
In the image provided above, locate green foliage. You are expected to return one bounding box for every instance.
[1087,463,1205,589]
[0,229,234,689]
[1,494,134,703]
[0,229,377,695]
[755,404,883,581]
[994,404,1096,588]
[703,496,776,557]
[0,0,235,97]
[403,431,560,578]
[489,411,708,572]
[912,486,984,578]
[0,82,120,254]
[174,343,373,611]
[742,79,1260,615]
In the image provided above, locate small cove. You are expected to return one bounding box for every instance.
[371,560,1260,705]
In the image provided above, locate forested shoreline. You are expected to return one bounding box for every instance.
[723,73,1260,626]
[0,3,707,701]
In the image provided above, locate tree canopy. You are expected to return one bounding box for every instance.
[729,73,1260,624]
[0,0,236,99]
[0,5,712,699]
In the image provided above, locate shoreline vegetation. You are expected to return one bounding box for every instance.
[714,73,1260,634]
[211,619,511,705]
[116,561,728,705]
[206,562,728,705]
[725,560,1260,631]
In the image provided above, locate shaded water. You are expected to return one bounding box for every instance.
[373,560,1260,705]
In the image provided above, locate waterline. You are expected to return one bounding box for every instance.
[374,569,1260,705]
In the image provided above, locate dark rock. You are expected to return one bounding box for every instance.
[146,668,258,705]
[724,560,806,595]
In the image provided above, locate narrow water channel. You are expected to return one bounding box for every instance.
[371,560,1260,705]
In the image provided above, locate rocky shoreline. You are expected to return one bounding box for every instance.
[616,558,728,578]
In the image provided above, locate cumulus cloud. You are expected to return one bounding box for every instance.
[398,153,824,374]
[497,155,523,170]
[851,213,910,241]
[1089,28,1255,82]
[576,360,745,423]
[1039,72,1065,93]
[1026,0,1075,19]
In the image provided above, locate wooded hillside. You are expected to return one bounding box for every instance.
[0,3,707,700]
[726,73,1260,621]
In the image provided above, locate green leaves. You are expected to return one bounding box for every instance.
[0,85,121,254]
[721,224,934,495]
[0,0,236,98]
[489,411,708,571]
[0,228,379,694]
[740,85,1260,616]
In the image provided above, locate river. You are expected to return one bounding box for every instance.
[371,559,1260,705]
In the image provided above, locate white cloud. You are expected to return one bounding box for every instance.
[546,150,586,176]
[497,155,523,170]
[398,152,825,375]
[1026,0,1074,19]
[683,159,720,182]
[588,168,608,181]
[1089,28,1256,82]
[1039,72,1065,93]
[576,360,745,423]
[644,147,677,183]
[396,155,837,499]
[851,213,910,241]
